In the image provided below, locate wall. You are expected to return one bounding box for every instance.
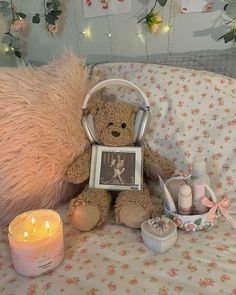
[1,0,233,65]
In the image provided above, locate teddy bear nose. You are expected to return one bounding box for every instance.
[111,131,120,137]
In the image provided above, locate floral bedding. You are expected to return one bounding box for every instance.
[0,63,235,295]
[0,205,236,295]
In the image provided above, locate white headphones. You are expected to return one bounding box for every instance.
[82,78,151,145]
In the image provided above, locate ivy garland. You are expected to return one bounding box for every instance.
[218,0,236,43]
[0,0,62,60]
[32,0,62,33]
[137,0,167,33]
[0,0,26,59]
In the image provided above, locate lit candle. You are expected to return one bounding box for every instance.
[8,209,64,277]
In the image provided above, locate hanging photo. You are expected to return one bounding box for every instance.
[181,0,213,13]
[82,0,131,19]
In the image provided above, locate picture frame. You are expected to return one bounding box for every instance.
[89,145,143,191]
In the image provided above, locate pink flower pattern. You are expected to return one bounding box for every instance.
[0,63,235,294]
[0,204,236,294]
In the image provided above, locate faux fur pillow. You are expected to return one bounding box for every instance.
[0,53,90,225]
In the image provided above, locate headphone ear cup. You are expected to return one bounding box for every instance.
[134,110,150,145]
[82,113,98,144]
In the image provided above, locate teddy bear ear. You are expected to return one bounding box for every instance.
[87,97,105,116]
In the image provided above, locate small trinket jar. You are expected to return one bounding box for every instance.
[141,216,177,253]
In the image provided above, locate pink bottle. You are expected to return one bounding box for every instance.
[178,184,192,215]
[192,179,208,214]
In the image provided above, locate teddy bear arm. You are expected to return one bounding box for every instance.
[65,146,92,184]
[143,147,176,180]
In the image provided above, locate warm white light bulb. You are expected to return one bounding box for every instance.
[162,24,170,33]
[24,232,29,240]
[82,27,92,38]
[108,33,112,37]
[137,32,145,43]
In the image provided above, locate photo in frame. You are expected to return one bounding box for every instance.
[181,0,213,13]
[89,145,143,190]
[82,0,132,19]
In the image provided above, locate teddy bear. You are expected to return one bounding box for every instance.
[65,96,176,232]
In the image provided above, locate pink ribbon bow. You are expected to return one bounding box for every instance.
[201,197,236,229]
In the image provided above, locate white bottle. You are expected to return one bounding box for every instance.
[178,184,192,215]
[191,155,210,185]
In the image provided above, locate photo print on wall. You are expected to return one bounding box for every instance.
[181,0,213,13]
[82,0,131,18]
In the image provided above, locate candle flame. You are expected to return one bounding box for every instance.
[31,216,36,225]
[24,232,29,240]
[45,220,50,232]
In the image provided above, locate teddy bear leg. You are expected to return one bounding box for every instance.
[68,188,111,231]
[115,186,154,229]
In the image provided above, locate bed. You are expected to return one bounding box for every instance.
[0,52,236,295]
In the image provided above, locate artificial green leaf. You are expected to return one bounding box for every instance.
[50,9,62,16]
[17,12,26,19]
[219,30,235,43]
[45,13,57,25]
[190,176,199,180]
[14,50,22,58]
[32,13,40,24]
[1,34,11,44]
[157,0,168,7]
[46,1,52,8]
[194,218,202,226]
[224,33,234,42]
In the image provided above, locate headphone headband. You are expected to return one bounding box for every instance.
[82,78,150,111]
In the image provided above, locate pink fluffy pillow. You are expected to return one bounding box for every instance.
[0,53,90,225]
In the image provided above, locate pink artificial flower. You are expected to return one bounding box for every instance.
[150,24,160,33]
[185,223,196,232]
[149,15,162,33]
[48,24,59,33]
[11,19,27,32]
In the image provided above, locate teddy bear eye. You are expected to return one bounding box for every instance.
[108,122,113,126]
[121,123,126,129]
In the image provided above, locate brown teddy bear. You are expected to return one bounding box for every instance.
[65,97,176,232]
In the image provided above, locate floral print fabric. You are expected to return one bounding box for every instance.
[0,205,236,295]
[0,64,235,295]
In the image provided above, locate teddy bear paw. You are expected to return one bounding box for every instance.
[118,204,152,229]
[69,204,101,232]
[68,188,111,231]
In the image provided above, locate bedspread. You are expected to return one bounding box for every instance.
[0,63,236,295]
[0,205,236,295]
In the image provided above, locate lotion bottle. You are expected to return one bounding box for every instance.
[178,184,192,215]
[191,155,210,185]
